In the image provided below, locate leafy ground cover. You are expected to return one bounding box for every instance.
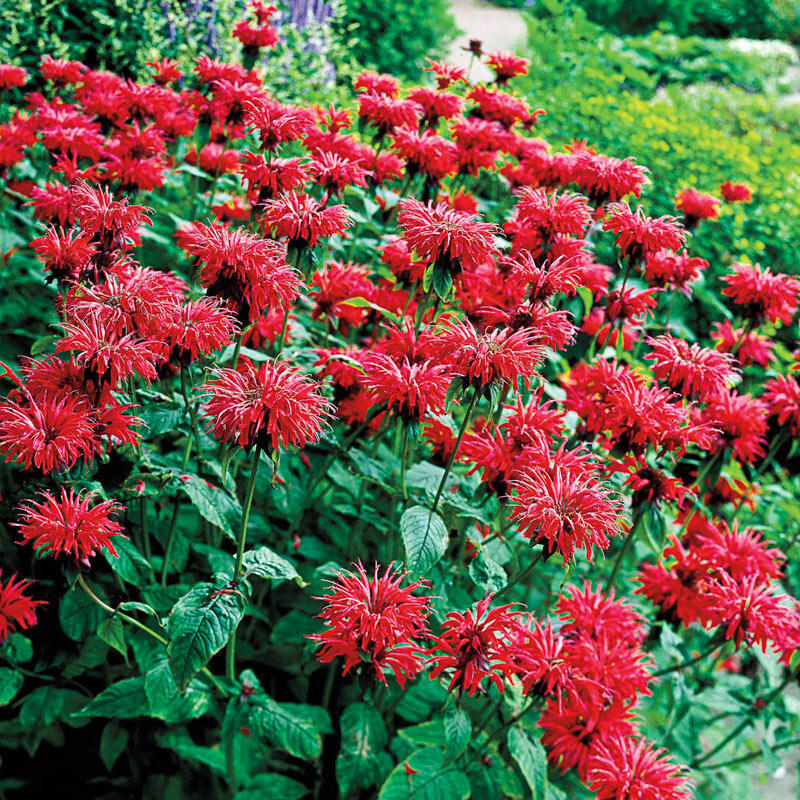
[0,3,799,799]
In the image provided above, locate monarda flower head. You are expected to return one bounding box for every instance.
[0,390,97,473]
[704,389,767,464]
[711,320,774,367]
[163,298,238,366]
[432,319,542,391]
[310,563,433,688]
[0,571,43,642]
[204,359,332,454]
[720,180,752,203]
[539,687,637,780]
[244,98,314,150]
[603,203,685,264]
[485,51,530,84]
[362,353,451,423]
[15,488,125,565]
[587,735,692,800]
[186,222,301,323]
[510,463,623,563]
[398,198,498,276]
[427,595,520,695]
[571,150,648,207]
[260,191,351,251]
[643,248,707,295]
[720,261,800,325]
[674,187,720,227]
[645,334,738,401]
[763,374,800,435]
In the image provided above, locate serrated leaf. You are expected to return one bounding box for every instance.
[167,582,244,690]
[100,720,129,771]
[75,677,148,719]
[337,702,390,795]
[400,505,448,574]
[0,668,24,705]
[248,692,322,760]
[118,601,161,622]
[444,708,471,761]
[242,546,300,582]
[179,474,242,539]
[378,747,470,800]
[98,617,128,661]
[137,406,185,436]
[508,727,547,800]
[160,730,227,776]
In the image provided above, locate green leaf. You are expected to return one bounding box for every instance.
[3,633,33,663]
[137,406,185,436]
[75,677,149,719]
[60,586,106,641]
[179,475,242,539]
[233,774,308,800]
[508,727,548,800]
[443,707,471,761]
[400,505,448,575]
[30,334,59,356]
[0,668,24,705]
[248,692,322,760]
[167,582,244,691]
[341,296,402,325]
[20,686,66,728]
[378,747,470,800]
[100,720,129,771]
[98,617,128,661]
[337,702,390,795]
[105,538,155,587]
[159,730,227,776]
[468,550,507,595]
[431,262,452,300]
[242,546,300,583]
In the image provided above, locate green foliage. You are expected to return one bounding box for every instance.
[542,0,800,41]
[332,0,459,80]
[520,5,800,273]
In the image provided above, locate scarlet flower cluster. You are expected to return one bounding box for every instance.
[0,37,795,800]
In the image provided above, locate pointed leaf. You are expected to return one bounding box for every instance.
[400,505,448,574]
[167,582,244,690]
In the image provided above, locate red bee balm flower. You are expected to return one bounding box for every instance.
[510,464,623,563]
[398,199,498,273]
[720,262,800,325]
[603,203,685,263]
[427,595,520,695]
[15,488,125,564]
[645,334,738,401]
[310,563,432,688]
[674,187,720,227]
[720,180,752,203]
[0,572,43,642]
[363,354,451,422]
[587,735,692,800]
[260,191,351,249]
[204,360,332,453]
[432,319,542,389]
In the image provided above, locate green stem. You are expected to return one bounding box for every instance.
[692,667,799,767]
[78,572,167,646]
[604,506,645,593]
[160,433,195,586]
[181,367,203,463]
[430,386,478,516]
[230,332,244,368]
[702,737,800,771]
[654,639,722,677]
[226,449,262,681]
[494,551,543,602]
